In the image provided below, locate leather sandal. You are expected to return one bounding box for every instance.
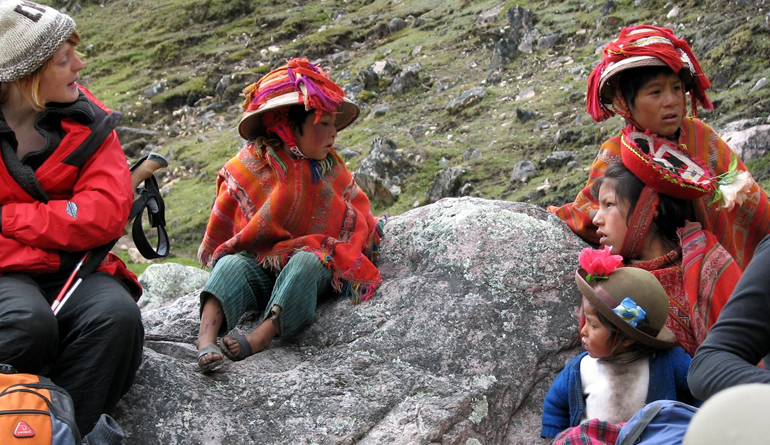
[197,344,225,373]
[219,333,254,361]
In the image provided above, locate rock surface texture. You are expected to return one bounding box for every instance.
[115,197,587,444]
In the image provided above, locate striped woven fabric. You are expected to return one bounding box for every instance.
[629,221,742,356]
[549,117,770,271]
[198,137,383,302]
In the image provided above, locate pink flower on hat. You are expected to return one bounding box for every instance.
[579,246,623,282]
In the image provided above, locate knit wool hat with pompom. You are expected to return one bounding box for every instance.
[0,0,75,82]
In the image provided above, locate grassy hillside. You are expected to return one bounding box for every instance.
[44,0,770,268]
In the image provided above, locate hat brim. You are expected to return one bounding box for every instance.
[575,270,678,350]
[598,56,695,105]
[238,94,360,141]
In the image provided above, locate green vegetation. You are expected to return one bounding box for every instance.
[40,0,770,274]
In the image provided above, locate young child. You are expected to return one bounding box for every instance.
[195,58,384,372]
[549,25,770,270]
[540,247,696,440]
[591,161,743,355]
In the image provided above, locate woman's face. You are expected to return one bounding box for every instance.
[39,42,84,105]
[293,111,337,161]
[593,180,630,255]
[629,71,685,139]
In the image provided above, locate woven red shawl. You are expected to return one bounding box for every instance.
[198,137,383,301]
[549,117,770,270]
[629,222,741,356]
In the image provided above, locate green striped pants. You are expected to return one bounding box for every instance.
[200,251,332,337]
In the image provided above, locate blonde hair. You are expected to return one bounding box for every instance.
[2,31,81,111]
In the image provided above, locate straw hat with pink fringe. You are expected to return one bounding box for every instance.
[238,58,359,141]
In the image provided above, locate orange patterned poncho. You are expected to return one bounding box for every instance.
[549,117,770,270]
[198,137,383,302]
[630,222,742,356]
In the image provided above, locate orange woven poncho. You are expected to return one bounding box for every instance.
[198,137,383,302]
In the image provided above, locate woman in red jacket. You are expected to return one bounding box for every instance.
[0,0,143,436]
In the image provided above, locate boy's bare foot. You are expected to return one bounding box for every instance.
[196,343,225,372]
[220,319,277,361]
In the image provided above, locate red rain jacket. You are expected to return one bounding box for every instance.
[0,86,140,297]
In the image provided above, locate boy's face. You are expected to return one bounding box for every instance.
[293,111,337,160]
[629,72,685,139]
[580,299,615,358]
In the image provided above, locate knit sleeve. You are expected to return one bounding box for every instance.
[541,357,578,439]
[666,347,699,406]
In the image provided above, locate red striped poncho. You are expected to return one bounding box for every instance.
[549,117,770,270]
[629,222,742,356]
[198,137,383,302]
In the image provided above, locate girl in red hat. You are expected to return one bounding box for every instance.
[549,25,770,271]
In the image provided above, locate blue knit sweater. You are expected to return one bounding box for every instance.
[540,347,695,438]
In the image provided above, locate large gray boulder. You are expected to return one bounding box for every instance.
[114,197,587,444]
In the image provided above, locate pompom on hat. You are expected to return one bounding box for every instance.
[238,58,360,141]
[575,247,678,350]
[0,0,76,82]
[586,25,713,123]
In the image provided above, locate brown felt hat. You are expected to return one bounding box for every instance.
[576,267,677,350]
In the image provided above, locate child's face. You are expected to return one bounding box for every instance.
[629,72,685,139]
[293,111,338,160]
[593,181,629,255]
[580,298,615,359]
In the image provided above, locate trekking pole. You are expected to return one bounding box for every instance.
[50,251,91,315]
[51,153,168,315]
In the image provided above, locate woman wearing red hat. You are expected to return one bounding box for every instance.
[549,25,770,271]
[195,58,384,372]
